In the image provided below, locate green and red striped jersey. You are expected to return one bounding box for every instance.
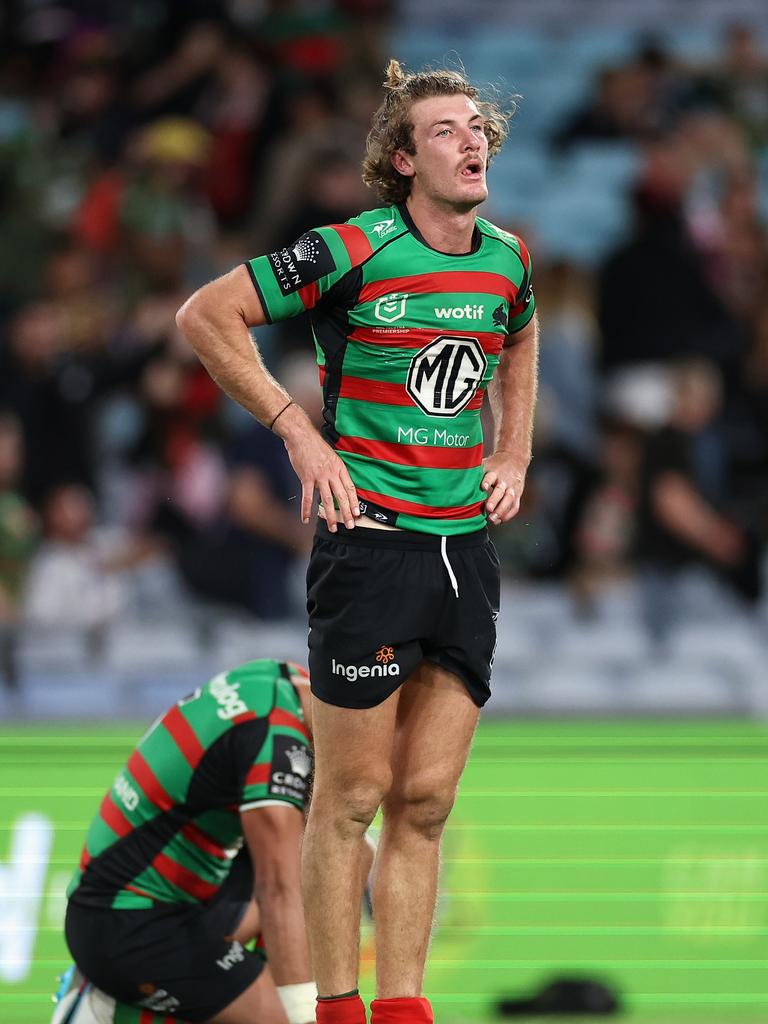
[67,660,311,910]
[246,202,535,535]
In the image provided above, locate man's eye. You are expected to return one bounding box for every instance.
[437,128,450,137]
[471,124,484,133]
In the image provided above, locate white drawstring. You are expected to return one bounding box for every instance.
[440,536,459,599]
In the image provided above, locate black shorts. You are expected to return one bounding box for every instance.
[65,856,263,1022]
[307,522,500,709]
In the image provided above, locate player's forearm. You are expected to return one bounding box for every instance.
[175,291,291,428]
[256,880,313,984]
[489,315,539,468]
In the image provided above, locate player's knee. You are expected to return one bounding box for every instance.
[314,774,391,836]
[385,784,456,841]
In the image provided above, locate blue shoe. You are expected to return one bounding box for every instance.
[51,965,88,1024]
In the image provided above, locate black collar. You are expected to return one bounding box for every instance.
[397,202,481,256]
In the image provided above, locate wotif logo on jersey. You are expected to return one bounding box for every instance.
[374,293,408,323]
[434,303,485,320]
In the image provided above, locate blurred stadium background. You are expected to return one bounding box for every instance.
[1,0,767,1021]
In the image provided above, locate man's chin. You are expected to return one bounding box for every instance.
[455,183,488,211]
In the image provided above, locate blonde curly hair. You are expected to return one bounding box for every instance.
[362,59,512,205]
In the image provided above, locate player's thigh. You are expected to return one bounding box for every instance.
[205,964,285,1024]
[309,688,400,799]
[390,660,480,802]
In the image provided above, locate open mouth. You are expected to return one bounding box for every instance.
[460,160,483,179]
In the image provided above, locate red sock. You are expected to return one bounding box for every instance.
[370,997,433,1024]
[316,993,367,1024]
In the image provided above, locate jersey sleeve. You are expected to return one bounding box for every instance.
[245,224,372,324]
[507,235,536,335]
[238,719,312,813]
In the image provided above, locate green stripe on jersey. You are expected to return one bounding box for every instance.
[344,452,484,509]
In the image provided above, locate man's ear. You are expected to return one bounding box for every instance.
[391,149,415,178]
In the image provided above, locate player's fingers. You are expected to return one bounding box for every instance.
[485,479,507,513]
[319,481,338,531]
[331,473,355,529]
[490,488,519,524]
[301,480,313,524]
[339,463,360,516]
[481,469,498,492]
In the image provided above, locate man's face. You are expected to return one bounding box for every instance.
[394,94,489,210]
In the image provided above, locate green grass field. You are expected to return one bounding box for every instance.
[1,720,767,1023]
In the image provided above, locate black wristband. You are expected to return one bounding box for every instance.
[269,399,294,431]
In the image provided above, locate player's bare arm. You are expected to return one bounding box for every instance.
[241,804,312,987]
[176,268,359,531]
[483,311,539,524]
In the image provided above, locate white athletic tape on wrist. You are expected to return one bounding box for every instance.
[277,982,318,1024]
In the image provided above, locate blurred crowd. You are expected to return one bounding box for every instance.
[511,21,768,636]
[0,2,767,687]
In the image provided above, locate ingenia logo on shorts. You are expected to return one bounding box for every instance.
[332,646,399,682]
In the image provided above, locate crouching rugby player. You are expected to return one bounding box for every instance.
[54,659,316,1024]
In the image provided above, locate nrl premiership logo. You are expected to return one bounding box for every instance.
[374,292,408,323]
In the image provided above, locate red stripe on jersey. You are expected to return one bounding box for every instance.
[125,883,155,900]
[245,762,271,787]
[79,846,91,871]
[356,487,485,520]
[269,707,308,736]
[162,706,205,770]
[181,822,228,859]
[139,1011,155,1024]
[126,750,174,812]
[337,436,484,470]
[298,281,320,309]
[151,852,218,901]
[349,326,504,355]
[99,793,133,838]
[338,374,484,410]
[232,710,257,726]
[359,271,519,304]
[331,223,373,265]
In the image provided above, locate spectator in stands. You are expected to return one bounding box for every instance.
[552,64,657,151]
[23,482,158,637]
[119,118,216,296]
[634,360,757,642]
[570,417,642,614]
[166,353,319,620]
[0,413,38,689]
[695,23,768,151]
[598,179,747,373]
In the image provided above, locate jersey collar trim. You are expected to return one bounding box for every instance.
[396,203,481,256]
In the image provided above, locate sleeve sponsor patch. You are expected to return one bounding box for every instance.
[268,734,313,805]
[267,230,336,295]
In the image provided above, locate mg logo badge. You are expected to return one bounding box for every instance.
[374,293,408,323]
[406,336,487,417]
